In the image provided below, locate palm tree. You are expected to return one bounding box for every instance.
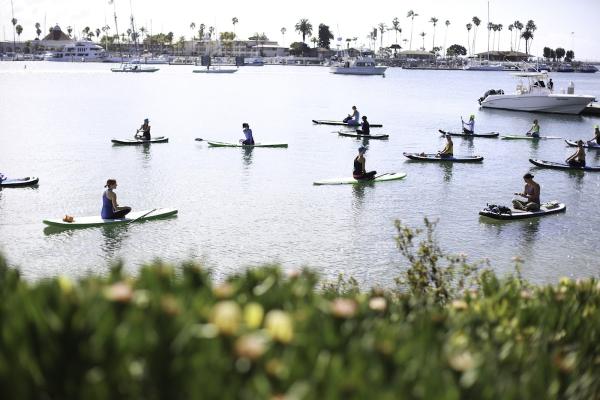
[10,0,16,53]
[67,26,73,38]
[311,37,318,48]
[35,22,41,39]
[407,10,419,50]
[378,23,387,50]
[280,27,286,46]
[139,26,145,51]
[496,24,503,51]
[472,16,481,55]
[487,22,493,53]
[190,22,196,40]
[232,17,238,35]
[208,26,215,40]
[514,20,524,52]
[82,27,91,40]
[391,17,401,44]
[198,24,205,41]
[102,25,111,50]
[466,23,472,55]
[419,32,426,51]
[443,20,450,55]
[15,24,22,42]
[522,20,536,54]
[507,24,514,51]
[295,19,313,44]
[96,28,101,42]
[429,17,438,51]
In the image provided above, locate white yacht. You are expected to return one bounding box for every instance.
[478,72,595,115]
[43,41,107,62]
[330,57,387,76]
[463,60,504,71]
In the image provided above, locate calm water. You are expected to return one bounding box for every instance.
[1,62,600,285]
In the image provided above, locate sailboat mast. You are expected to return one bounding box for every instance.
[129,0,138,54]
[487,0,490,61]
[109,0,121,59]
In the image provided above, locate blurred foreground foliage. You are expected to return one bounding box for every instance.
[1,219,599,399]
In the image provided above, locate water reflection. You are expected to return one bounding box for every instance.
[438,162,453,182]
[351,183,368,211]
[478,216,540,246]
[242,147,254,168]
[137,144,152,167]
[100,224,129,259]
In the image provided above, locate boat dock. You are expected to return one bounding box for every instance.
[583,103,600,116]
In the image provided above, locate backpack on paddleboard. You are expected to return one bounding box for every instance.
[485,203,512,215]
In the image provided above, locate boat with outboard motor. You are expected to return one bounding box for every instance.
[478,72,595,114]
[111,63,160,73]
[330,57,387,76]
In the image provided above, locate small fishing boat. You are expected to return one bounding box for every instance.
[403,153,483,162]
[111,63,160,73]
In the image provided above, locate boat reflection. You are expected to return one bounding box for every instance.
[100,224,129,259]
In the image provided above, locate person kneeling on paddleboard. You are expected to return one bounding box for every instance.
[461,115,475,134]
[343,106,360,126]
[240,123,255,145]
[512,173,540,211]
[356,116,370,135]
[101,179,132,219]
[587,125,600,145]
[566,140,586,167]
[136,118,151,140]
[353,146,376,180]
[526,119,540,138]
[437,135,454,158]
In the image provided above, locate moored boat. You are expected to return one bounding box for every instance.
[330,57,387,76]
[0,176,39,187]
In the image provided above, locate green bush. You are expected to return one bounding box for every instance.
[0,220,599,399]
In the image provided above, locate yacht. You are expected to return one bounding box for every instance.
[478,72,595,114]
[463,60,504,71]
[43,41,107,62]
[330,57,387,76]
[577,64,598,73]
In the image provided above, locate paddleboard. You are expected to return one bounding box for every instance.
[312,119,383,128]
[438,129,499,138]
[112,136,168,145]
[529,158,600,171]
[338,131,389,139]
[479,202,566,220]
[313,172,407,185]
[565,140,600,149]
[403,153,483,162]
[0,176,39,187]
[501,135,562,140]
[204,140,288,148]
[43,208,178,228]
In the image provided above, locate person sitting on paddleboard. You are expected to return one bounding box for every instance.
[343,106,360,126]
[136,118,151,140]
[241,123,255,145]
[353,146,376,180]
[566,140,586,167]
[437,135,454,158]
[101,179,132,219]
[461,115,475,134]
[512,173,540,211]
[526,119,540,138]
[356,116,370,135]
[587,125,600,145]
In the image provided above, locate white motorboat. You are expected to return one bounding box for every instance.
[110,63,159,73]
[330,57,387,76]
[43,41,107,62]
[478,72,595,115]
[463,60,504,71]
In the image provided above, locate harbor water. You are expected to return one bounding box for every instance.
[1,62,599,286]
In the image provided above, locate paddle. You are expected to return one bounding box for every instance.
[373,172,392,179]
[127,208,157,225]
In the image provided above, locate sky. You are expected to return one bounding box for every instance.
[1,0,599,59]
